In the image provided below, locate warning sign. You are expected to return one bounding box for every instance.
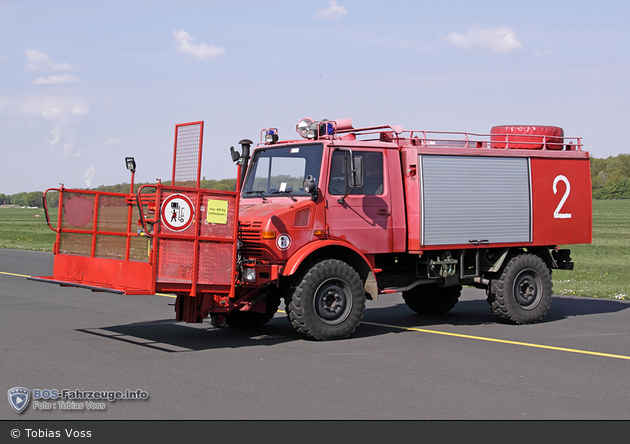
[161,194,194,232]
[206,199,228,224]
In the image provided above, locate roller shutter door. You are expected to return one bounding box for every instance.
[421,155,531,246]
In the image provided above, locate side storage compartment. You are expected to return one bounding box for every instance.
[420,155,531,246]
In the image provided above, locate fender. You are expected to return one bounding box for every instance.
[282,239,375,277]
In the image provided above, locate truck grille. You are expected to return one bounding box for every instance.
[239,222,263,258]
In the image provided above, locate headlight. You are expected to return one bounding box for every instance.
[243,267,257,283]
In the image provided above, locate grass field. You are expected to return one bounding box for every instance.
[0,206,56,252]
[553,199,630,300]
[0,200,628,300]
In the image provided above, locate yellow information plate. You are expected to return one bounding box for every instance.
[206,199,229,224]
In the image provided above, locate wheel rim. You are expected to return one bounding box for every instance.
[513,269,542,310]
[313,278,353,325]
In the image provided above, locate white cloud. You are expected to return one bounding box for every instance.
[534,49,554,57]
[62,142,73,157]
[314,1,347,21]
[33,74,83,85]
[10,96,88,157]
[441,25,523,54]
[84,164,96,188]
[18,96,89,124]
[102,137,121,146]
[49,128,61,148]
[172,30,226,59]
[24,49,74,71]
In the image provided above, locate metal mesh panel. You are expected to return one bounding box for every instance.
[293,207,310,227]
[197,241,234,285]
[59,233,92,255]
[129,237,151,262]
[62,193,95,229]
[155,187,239,287]
[97,195,128,233]
[157,239,194,283]
[173,122,202,187]
[200,195,236,239]
[95,235,126,259]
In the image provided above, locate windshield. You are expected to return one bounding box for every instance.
[242,143,323,198]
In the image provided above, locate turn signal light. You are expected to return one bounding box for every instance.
[262,230,277,239]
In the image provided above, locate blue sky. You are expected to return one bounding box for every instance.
[1,0,628,194]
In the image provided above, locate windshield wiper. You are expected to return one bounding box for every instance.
[271,190,297,202]
[243,191,268,201]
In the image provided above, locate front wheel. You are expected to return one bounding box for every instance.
[487,253,552,324]
[288,259,366,341]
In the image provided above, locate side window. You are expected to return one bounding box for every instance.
[328,151,384,195]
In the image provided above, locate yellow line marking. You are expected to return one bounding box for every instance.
[361,320,630,361]
[156,293,176,298]
[0,271,31,278]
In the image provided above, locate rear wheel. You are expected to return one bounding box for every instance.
[288,259,366,341]
[487,253,552,324]
[402,284,462,315]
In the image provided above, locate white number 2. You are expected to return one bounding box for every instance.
[553,175,572,219]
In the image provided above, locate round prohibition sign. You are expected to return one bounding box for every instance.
[161,193,195,231]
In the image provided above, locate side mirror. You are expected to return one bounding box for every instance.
[349,156,363,188]
[303,175,319,201]
[230,146,241,162]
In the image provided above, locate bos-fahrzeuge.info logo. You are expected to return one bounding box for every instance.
[8,387,30,413]
[8,387,149,414]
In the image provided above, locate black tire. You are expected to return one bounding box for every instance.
[402,284,462,315]
[487,253,552,324]
[225,291,281,328]
[288,259,366,341]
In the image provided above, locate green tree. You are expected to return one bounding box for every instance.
[26,191,43,207]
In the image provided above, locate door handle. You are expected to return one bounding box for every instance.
[377,209,390,216]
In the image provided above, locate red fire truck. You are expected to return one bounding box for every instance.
[31,118,592,340]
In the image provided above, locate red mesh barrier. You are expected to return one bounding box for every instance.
[62,193,94,229]
[197,241,234,285]
[155,187,238,289]
[200,195,236,239]
[157,239,194,283]
[129,237,150,262]
[97,195,128,233]
[59,232,92,255]
[96,235,126,259]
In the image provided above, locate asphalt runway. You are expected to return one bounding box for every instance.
[2,249,630,420]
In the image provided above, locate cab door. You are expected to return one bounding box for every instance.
[325,148,393,254]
